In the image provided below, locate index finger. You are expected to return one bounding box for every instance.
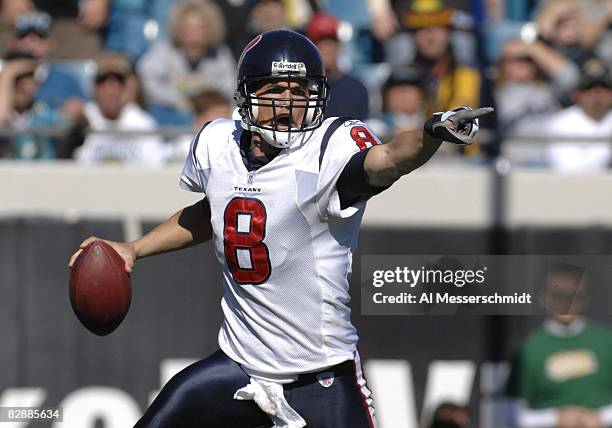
[451,107,495,123]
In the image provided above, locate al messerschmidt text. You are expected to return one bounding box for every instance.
[373,292,532,305]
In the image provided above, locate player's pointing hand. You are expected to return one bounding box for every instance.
[425,106,495,145]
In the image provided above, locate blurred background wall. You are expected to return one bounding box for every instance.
[2,163,612,427]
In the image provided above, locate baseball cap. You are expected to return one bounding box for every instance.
[404,0,453,30]
[246,0,283,10]
[577,57,611,90]
[306,12,340,44]
[14,11,52,38]
[95,52,132,80]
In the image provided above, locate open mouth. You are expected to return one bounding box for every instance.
[275,114,294,129]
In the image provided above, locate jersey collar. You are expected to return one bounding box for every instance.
[544,317,587,337]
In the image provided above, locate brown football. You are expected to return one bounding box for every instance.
[69,240,131,336]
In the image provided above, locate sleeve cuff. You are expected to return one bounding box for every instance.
[179,175,205,193]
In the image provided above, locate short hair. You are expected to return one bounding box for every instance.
[546,262,586,284]
[381,69,427,113]
[169,2,226,48]
[190,89,230,115]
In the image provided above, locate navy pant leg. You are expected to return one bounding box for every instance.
[134,350,271,428]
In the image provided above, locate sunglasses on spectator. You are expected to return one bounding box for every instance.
[16,28,49,39]
[14,12,51,39]
[502,55,532,63]
[95,73,127,84]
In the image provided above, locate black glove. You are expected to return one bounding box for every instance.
[424,107,495,145]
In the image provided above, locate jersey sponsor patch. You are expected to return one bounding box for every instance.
[545,349,598,382]
[317,371,335,388]
[271,61,306,76]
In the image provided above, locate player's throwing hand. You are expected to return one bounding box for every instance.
[68,236,137,273]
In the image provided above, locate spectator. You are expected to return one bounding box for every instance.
[7,11,87,109]
[494,38,579,138]
[136,0,252,62]
[137,1,236,126]
[231,0,290,62]
[429,402,471,428]
[405,0,481,112]
[74,52,166,165]
[170,88,232,162]
[370,0,480,67]
[247,0,289,34]
[1,0,108,59]
[385,0,481,156]
[306,12,370,120]
[506,262,612,428]
[380,68,428,137]
[579,1,612,65]
[190,88,231,130]
[536,0,595,66]
[543,57,612,172]
[366,0,400,42]
[367,0,480,42]
[9,11,52,58]
[0,52,77,159]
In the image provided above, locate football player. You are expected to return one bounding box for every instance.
[69,29,492,428]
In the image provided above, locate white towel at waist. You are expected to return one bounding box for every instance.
[234,378,306,428]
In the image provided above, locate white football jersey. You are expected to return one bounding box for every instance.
[180,117,381,380]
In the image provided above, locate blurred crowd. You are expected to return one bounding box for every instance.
[0,0,610,171]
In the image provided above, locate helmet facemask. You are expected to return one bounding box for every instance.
[236,74,329,149]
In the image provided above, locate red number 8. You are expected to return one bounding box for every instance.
[350,126,379,151]
[223,197,271,285]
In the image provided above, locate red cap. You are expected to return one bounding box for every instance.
[306,12,340,43]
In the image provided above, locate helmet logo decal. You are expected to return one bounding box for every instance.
[238,34,262,66]
[271,61,307,77]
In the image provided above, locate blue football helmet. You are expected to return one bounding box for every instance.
[234,29,330,148]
